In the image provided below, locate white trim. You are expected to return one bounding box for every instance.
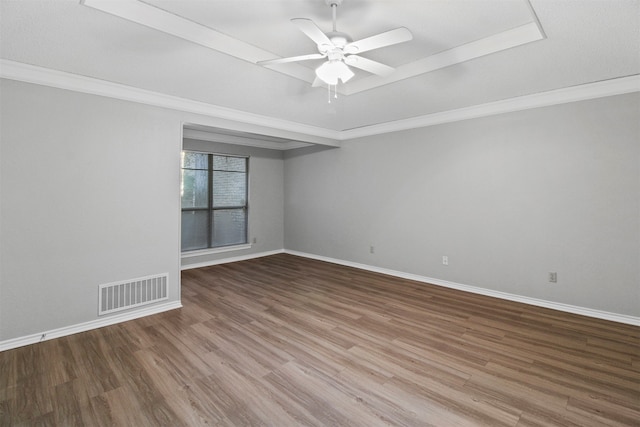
[181,249,285,270]
[1,60,637,145]
[4,248,635,353]
[82,0,273,62]
[81,0,316,85]
[183,128,311,151]
[340,75,640,139]
[0,59,340,146]
[181,244,252,258]
[344,22,544,95]
[0,301,182,352]
[284,250,640,327]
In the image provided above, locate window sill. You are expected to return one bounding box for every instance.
[181,244,252,259]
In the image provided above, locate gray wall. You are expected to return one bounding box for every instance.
[0,80,285,342]
[1,78,637,343]
[0,80,182,340]
[180,139,284,268]
[284,93,640,317]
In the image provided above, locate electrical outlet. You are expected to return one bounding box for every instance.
[549,272,557,283]
[442,256,449,266]
[252,237,257,244]
[369,245,375,254]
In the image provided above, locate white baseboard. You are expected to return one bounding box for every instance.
[181,249,285,270]
[5,249,634,353]
[0,301,183,352]
[284,250,640,327]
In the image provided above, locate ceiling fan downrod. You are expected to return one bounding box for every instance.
[330,1,338,32]
[324,0,346,103]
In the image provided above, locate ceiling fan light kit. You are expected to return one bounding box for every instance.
[258,0,413,100]
[316,60,354,85]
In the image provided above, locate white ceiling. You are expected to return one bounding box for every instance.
[1,0,639,137]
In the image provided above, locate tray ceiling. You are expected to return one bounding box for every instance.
[0,0,638,134]
[80,0,544,95]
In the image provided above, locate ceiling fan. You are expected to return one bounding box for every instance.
[258,0,413,87]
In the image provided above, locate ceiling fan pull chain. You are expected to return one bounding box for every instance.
[334,83,338,99]
[327,83,331,103]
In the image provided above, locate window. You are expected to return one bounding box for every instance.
[181,151,248,252]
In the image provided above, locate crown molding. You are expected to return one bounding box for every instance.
[339,74,640,140]
[0,59,340,146]
[1,60,637,146]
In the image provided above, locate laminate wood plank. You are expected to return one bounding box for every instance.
[199,356,308,426]
[195,325,274,380]
[260,366,349,426]
[132,348,224,426]
[0,351,13,403]
[66,332,121,395]
[525,361,639,405]
[586,336,640,364]
[100,384,180,427]
[265,360,394,426]
[1,253,638,426]
[384,374,522,427]
[565,395,639,426]
[348,341,471,388]
[245,319,352,378]
[217,320,296,367]
[344,340,519,425]
[514,412,591,427]
[78,394,117,427]
[51,380,84,426]
[353,374,448,427]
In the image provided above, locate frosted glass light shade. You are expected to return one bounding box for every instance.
[315,60,354,85]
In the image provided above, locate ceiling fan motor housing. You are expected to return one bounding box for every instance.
[327,31,351,47]
[319,31,352,54]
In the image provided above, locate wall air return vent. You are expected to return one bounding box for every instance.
[98,273,168,316]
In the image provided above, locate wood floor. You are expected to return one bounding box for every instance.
[1,254,639,426]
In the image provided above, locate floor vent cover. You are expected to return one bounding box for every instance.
[98,273,168,315]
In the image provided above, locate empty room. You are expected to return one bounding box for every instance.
[1,0,638,425]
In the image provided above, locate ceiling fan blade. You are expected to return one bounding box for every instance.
[344,55,395,76]
[344,27,413,54]
[311,77,324,87]
[291,18,333,48]
[258,53,325,66]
